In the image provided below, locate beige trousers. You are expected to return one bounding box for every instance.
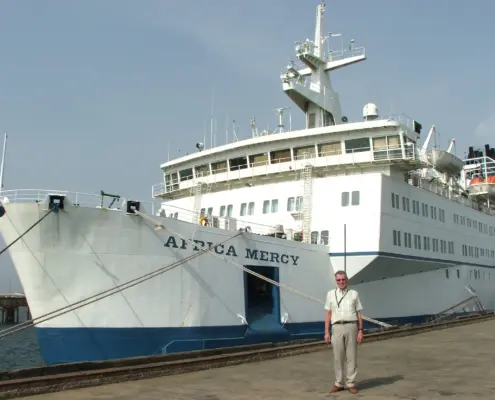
[331,323,358,388]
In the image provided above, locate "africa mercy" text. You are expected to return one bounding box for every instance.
[163,235,300,266]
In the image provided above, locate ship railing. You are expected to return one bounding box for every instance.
[0,189,163,216]
[462,156,495,180]
[324,46,366,62]
[159,202,299,237]
[410,177,495,217]
[152,144,424,197]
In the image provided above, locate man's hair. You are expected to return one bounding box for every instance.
[334,270,347,278]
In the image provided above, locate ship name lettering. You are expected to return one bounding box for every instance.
[163,235,298,266]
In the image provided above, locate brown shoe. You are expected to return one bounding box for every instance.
[348,387,358,394]
[329,385,344,393]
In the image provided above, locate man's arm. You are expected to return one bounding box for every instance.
[324,291,332,336]
[325,309,332,334]
[355,292,364,332]
[356,311,363,331]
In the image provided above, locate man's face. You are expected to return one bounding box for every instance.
[335,273,348,290]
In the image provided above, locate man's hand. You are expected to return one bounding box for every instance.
[324,332,331,344]
[357,330,363,344]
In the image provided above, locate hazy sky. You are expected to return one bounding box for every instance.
[0,0,494,292]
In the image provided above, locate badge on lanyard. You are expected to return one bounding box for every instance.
[335,289,348,311]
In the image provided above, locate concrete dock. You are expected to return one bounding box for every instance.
[22,319,495,399]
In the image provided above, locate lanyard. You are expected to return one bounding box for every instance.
[335,289,348,309]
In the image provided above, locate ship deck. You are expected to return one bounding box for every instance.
[23,318,495,399]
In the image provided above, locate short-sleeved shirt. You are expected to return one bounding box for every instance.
[324,288,363,324]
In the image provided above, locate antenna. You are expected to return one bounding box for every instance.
[232,120,239,141]
[210,86,215,149]
[250,117,258,138]
[0,133,7,190]
[272,107,292,134]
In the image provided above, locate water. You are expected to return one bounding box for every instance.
[0,324,44,371]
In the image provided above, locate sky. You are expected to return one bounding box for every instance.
[0,0,494,292]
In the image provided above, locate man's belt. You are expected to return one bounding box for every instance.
[333,320,356,325]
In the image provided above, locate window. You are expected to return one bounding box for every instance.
[404,232,412,248]
[287,196,303,211]
[227,205,233,217]
[311,231,319,244]
[200,208,206,216]
[462,244,467,257]
[391,192,400,209]
[271,199,278,213]
[263,200,278,214]
[445,269,449,279]
[240,203,247,216]
[432,238,439,252]
[345,137,370,153]
[430,206,437,220]
[402,197,410,212]
[440,239,446,254]
[341,192,350,207]
[351,191,360,206]
[317,141,341,156]
[248,202,255,215]
[220,205,226,217]
[423,236,430,251]
[320,230,329,245]
[448,241,454,254]
[287,197,295,211]
[207,207,213,218]
[414,234,422,250]
[439,208,445,222]
[393,230,401,246]
[412,200,420,215]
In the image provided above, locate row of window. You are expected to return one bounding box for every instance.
[391,192,446,222]
[341,191,360,207]
[453,213,494,236]
[310,230,329,245]
[445,269,491,281]
[164,134,403,190]
[461,244,495,259]
[393,229,495,260]
[392,230,455,254]
[200,196,305,219]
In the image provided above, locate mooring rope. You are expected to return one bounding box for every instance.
[0,225,244,339]
[132,208,393,328]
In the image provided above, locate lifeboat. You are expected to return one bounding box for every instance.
[468,176,495,197]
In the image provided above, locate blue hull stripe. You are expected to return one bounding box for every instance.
[35,313,478,366]
[329,251,495,269]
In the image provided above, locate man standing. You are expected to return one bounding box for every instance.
[324,270,364,394]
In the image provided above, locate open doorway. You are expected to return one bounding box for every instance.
[244,265,283,333]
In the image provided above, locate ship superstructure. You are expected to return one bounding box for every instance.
[151,2,495,319]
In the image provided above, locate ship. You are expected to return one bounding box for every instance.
[0,2,494,366]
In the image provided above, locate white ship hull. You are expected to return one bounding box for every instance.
[0,192,492,366]
[0,197,335,365]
